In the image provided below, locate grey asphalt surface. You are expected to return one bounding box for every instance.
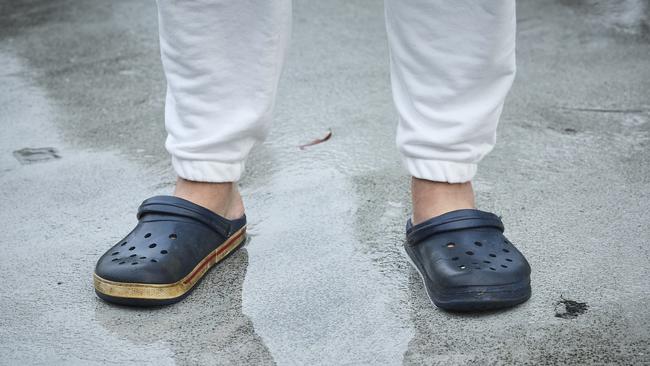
[1,0,649,365]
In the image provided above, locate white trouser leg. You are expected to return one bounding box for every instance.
[157,0,292,182]
[385,0,516,183]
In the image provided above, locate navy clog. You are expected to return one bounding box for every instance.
[94,196,247,306]
[405,209,531,311]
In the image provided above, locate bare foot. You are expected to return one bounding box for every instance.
[411,177,475,225]
[173,177,245,220]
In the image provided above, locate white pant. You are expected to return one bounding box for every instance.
[157,0,516,183]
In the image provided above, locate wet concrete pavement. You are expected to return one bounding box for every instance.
[1,0,649,365]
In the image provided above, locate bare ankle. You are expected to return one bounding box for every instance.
[411,177,475,225]
[173,177,245,220]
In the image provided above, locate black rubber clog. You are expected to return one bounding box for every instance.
[94,195,247,306]
[405,209,531,312]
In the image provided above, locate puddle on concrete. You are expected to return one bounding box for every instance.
[241,166,413,365]
[0,51,63,170]
[13,147,61,164]
[0,48,179,365]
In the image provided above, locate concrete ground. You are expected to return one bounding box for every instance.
[1,0,649,364]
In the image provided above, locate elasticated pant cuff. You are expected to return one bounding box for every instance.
[171,156,244,183]
[403,157,477,183]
